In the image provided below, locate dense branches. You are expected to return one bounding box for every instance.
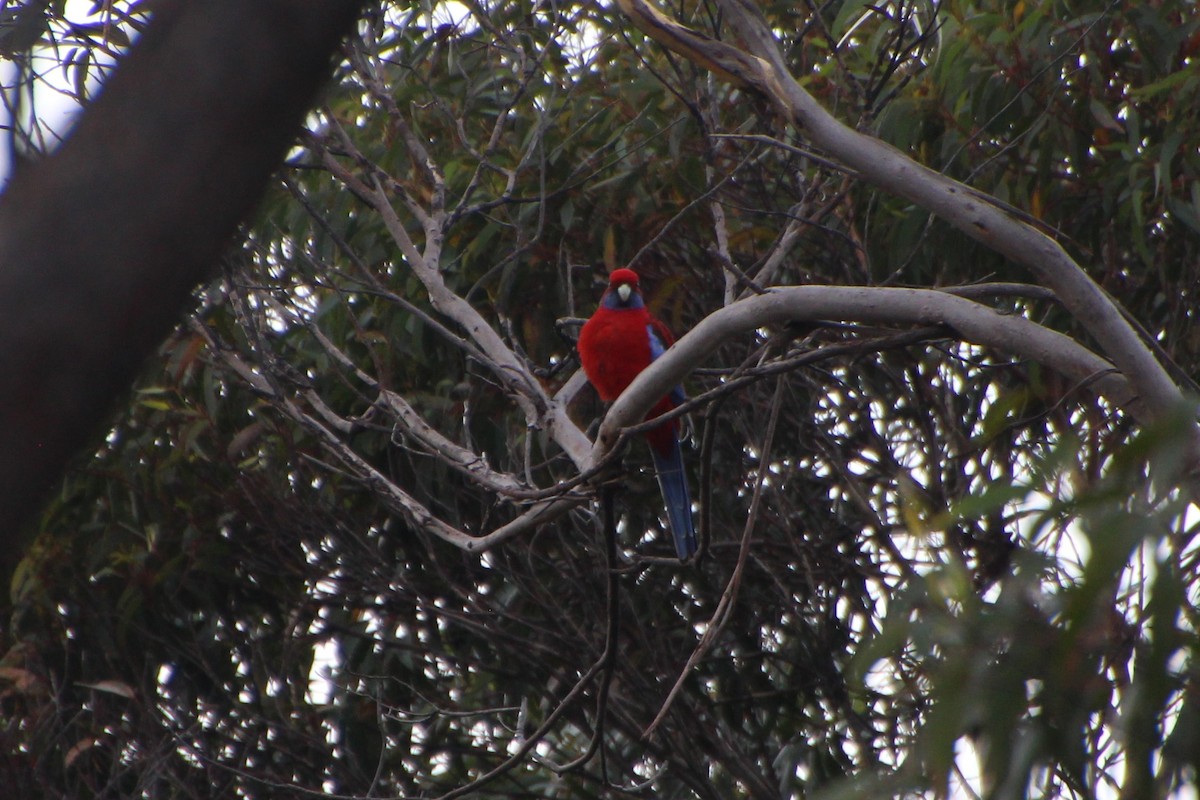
[4,1,1200,798]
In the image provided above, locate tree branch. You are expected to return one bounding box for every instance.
[614,0,1197,453]
[0,0,366,566]
[589,286,1136,471]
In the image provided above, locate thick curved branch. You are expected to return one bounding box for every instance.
[615,0,1197,451]
[0,0,366,567]
[590,286,1136,468]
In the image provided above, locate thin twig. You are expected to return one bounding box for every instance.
[643,375,785,738]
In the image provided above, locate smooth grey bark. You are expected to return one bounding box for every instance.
[594,286,1136,467]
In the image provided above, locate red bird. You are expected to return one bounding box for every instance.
[578,268,696,560]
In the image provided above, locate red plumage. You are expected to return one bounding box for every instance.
[577,269,677,452]
[578,268,696,559]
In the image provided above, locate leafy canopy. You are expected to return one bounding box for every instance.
[4,1,1200,798]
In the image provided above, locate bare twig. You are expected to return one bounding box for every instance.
[643,374,785,738]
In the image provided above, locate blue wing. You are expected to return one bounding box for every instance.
[646,323,694,558]
[647,323,686,407]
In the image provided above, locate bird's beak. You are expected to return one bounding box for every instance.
[616,283,632,303]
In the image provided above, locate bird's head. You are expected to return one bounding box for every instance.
[606,268,642,307]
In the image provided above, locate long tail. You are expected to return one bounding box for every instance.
[649,437,697,560]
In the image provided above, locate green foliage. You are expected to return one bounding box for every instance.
[849,410,1200,798]
[4,1,1200,798]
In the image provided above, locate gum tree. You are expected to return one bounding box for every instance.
[4,1,1200,797]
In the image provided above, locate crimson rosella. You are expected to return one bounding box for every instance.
[578,268,697,560]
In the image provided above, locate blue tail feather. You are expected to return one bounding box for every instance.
[650,439,697,560]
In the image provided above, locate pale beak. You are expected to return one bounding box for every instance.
[616,283,632,303]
